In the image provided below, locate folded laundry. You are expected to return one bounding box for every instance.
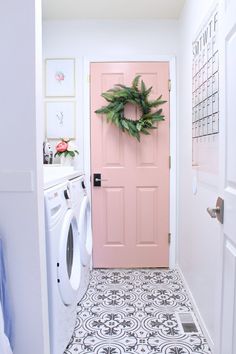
[0,239,13,351]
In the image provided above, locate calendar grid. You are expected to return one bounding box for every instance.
[192,10,219,140]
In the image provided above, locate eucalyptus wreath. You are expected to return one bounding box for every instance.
[95,75,166,141]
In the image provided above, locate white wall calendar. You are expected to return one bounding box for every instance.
[192,7,219,175]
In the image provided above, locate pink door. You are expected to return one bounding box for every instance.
[91,62,170,268]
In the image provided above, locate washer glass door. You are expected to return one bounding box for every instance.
[67,224,74,279]
[57,209,81,305]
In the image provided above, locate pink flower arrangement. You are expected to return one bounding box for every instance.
[54,138,79,158]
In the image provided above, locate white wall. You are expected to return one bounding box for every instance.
[42,19,179,170]
[178,0,221,349]
[0,2,49,354]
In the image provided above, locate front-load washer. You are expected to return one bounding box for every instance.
[68,176,92,301]
[44,181,82,354]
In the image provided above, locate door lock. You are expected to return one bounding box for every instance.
[207,197,224,224]
[93,173,107,187]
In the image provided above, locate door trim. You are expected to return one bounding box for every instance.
[83,55,177,268]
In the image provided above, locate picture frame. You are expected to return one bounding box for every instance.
[46,101,76,139]
[45,58,75,97]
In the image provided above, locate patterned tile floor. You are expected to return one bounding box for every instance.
[65,269,211,354]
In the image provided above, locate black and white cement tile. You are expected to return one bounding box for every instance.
[65,269,211,354]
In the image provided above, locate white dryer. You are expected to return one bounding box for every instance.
[44,181,82,354]
[68,176,92,302]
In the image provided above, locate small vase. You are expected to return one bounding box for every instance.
[60,155,73,166]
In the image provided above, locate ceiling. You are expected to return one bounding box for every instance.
[42,0,186,20]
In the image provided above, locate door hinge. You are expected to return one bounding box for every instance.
[169,156,171,169]
[168,233,171,244]
[88,74,91,84]
[168,79,171,92]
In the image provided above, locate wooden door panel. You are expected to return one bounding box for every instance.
[91,62,169,268]
[137,132,158,166]
[104,187,125,245]
[136,187,158,245]
[103,123,124,167]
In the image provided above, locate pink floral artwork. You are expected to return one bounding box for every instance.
[46,59,75,96]
[55,71,65,84]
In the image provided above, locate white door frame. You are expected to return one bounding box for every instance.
[83,55,177,268]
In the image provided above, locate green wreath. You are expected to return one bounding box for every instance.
[95,75,166,141]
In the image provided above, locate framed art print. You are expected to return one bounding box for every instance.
[45,58,75,97]
[46,101,76,139]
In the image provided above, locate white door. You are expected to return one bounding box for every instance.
[218,0,236,353]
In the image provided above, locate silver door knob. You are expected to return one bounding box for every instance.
[207,207,220,218]
[207,197,224,224]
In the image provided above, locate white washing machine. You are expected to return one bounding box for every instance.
[68,176,92,302]
[44,181,82,354]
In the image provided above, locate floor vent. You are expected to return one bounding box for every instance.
[178,312,199,333]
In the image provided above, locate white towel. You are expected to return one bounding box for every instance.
[0,302,12,354]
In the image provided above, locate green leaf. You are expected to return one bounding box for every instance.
[140,128,150,135]
[114,116,120,127]
[132,75,141,91]
[148,96,167,108]
[129,123,140,140]
[141,80,146,94]
[144,118,152,125]
[157,100,167,105]
[126,99,136,106]
[115,84,128,89]
[121,119,129,130]
[156,108,163,115]
[101,92,115,102]
[141,113,152,120]
[149,109,165,121]
[107,111,118,122]
[107,87,121,92]
[144,86,152,97]
[113,90,129,99]
[129,128,137,138]
[114,102,124,112]
[136,122,142,131]
[148,99,160,108]
[131,91,140,99]
[95,106,110,114]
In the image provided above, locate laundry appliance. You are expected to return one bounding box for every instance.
[68,175,92,302]
[44,180,82,354]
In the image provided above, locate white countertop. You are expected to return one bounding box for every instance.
[43,165,83,189]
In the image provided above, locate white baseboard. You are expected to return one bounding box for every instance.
[176,264,215,353]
